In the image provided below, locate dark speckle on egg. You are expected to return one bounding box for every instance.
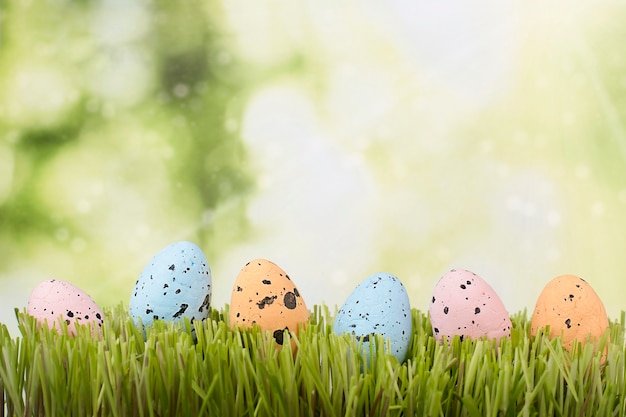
[257,295,277,309]
[198,294,211,313]
[172,303,188,318]
[273,328,289,345]
[284,292,297,309]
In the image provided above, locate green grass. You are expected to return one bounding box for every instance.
[0,306,623,417]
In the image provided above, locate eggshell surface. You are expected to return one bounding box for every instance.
[27,279,104,336]
[333,272,412,363]
[430,269,512,343]
[229,259,309,346]
[130,241,212,328]
[530,274,609,352]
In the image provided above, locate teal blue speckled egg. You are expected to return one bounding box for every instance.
[129,241,211,328]
[334,272,413,364]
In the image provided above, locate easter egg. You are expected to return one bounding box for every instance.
[129,241,212,328]
[430,269,512,343]
[333,272,413,363]
[229,259,309,347]
[27,279,104,336]
[530,274,609,353]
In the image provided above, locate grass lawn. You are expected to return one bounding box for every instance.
[0,305,622,416]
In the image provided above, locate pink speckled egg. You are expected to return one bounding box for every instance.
[27,279,104,337]
[429,269,512,343]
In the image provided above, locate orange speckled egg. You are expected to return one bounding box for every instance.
[530,274,609,353]
[229,259,309,347]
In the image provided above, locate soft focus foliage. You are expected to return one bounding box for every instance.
[2,1,626,327]
[0,1,252,309]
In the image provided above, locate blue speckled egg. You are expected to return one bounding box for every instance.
[333,272,413,363]
[129,241,211,328]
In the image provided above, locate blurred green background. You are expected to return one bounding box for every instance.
[2,0,626,334]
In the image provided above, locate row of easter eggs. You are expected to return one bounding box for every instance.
[26,241,610,362]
